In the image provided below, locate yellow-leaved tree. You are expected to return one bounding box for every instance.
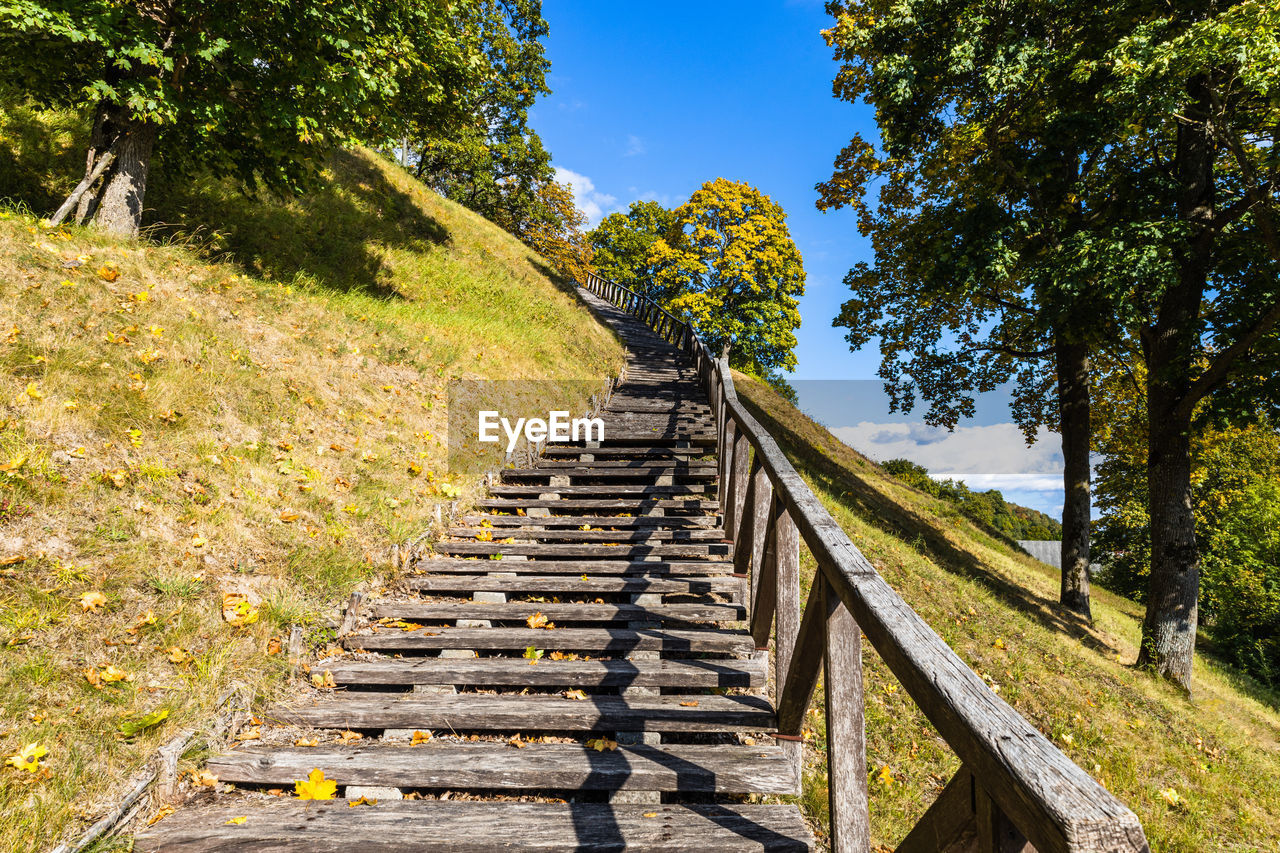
[654,178,805,378]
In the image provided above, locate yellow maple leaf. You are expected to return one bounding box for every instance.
[993,637,1007,650]
[225,816,247,825]
[80,591,107,612]
[563,689,588,701]
[526,612,549,630]
[348,796,377,807]
[97,265,120,282]
[877,764,894,786]
[5,742,47,773]
[410,730,433,746]
[1160,788,1184,808]
[279,511,300,523]
[586,738,618,752]
[191,769,219,788]
[167,647,192,665]
[336,730,363,743]
[24,383,42,400]
[295,768,337,801]
[311,670,336,689]
[100,664,132,683]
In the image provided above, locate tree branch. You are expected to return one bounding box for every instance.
[1175,298,1280,422]
[47,147,117,227]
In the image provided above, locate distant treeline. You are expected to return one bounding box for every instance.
[881,459,1062,542]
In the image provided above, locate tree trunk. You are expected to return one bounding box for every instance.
[1135,73,1216,692]
[93,120,158,237]
[1055,337,1092,620]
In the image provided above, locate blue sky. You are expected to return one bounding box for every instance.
[532,2,1066,520]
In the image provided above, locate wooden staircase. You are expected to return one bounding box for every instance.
[135,291,815,850]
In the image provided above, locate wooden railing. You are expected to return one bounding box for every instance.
[580,271,1149,853]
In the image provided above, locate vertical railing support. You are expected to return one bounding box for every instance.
[823,575,871,853]
[724,426,749,538]
[773,503,802,781]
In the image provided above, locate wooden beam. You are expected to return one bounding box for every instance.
[825,574,870,853]
[896,770,980,853]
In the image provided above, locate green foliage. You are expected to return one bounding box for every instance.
[0,0,482,227]
[413,0,555,239]
[881,459,1062,541]
[657,178,805,375]
[1095,368,1280,686]
[523,178,594,283]
[588,200,678,299]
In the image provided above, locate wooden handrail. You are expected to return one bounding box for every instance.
[578,272,1149,853]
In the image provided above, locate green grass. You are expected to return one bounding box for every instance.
[732,370,1280,852]
[0,106,623,848]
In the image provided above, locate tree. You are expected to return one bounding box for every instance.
[588,200,678,299]
[821,0,1280,686]
[1095,364,1280,686]
[0,0,480,235]
[413,0,552,238]
[525,178,594,285]
[655,178,805,376]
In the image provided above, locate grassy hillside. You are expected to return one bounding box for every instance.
[0,145,623,848]
[732,371,1280,852]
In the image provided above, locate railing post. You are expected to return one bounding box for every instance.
[824,574,870,853]
[773,502,802,780]
[723,427,749,543]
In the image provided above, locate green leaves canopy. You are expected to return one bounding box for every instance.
[0,0,480,194]
[588,200,679,300]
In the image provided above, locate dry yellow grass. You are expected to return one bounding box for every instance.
[0,149,622,848]
[732,370,1280,852]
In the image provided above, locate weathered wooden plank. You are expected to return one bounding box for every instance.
[345,626,756,655]
[824,579,870,853]
[474,499,719,511]
[371,601,745,623]
[433,542,729,558]
[487,484,709,496]
[404,574,739,593]
[324,656,767,689]
[896,771,980,853]
[446,527,726,542]
[136,801,815,852]
[531,460,715,469]
[501,468,716,480]
[749,498,779,649]
[411,558,736,575]
[460,514,718,529]
[207,742,798,794]
[267,692,775,732]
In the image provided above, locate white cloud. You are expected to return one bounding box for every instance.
[553,166,618,228]
[831,422,1063,491]
[624,134,646,157]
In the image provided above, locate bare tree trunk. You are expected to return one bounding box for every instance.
[1136,74,1215,692]
[93,121,157,237]
[1055,337,1092,620]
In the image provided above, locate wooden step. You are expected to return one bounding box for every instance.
[404,574,740,594]
[500,468,715,480]
[268,692,775,732]
[487,484,710,496]
[372,601,745,623]
[474,498,719,511]
[136,801,814,852]
[344,626,756,655]
[323,656,767,689]
[411,558,737,575]
[460,514,718,528]
[433,542,730,558]
[531,460,715,469]
[446,528,726,542]
[541,446,710,457]
[207,742,798,794]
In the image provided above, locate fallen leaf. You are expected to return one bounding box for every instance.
[266,637,282,656]
[146,805,175,826]
[679,700,699,707]
[5,742,47,773]
[410,730,433,746]
[523,646,543,664]
[526,612,549,630]
[119,708,169,738]
[642,812,659,818]
[294,737,320,748]
[190,769,219,788]
[294,768,337,801]
[225,816,247,825]
[167,647,192,665]
[337,730,363,743]
[877,764,894,787]
[348,796,377,807]
[80,591,107,612]
[586,738,618,752]
[222,593,259,627]
[311,670,336,689]
[97,265,120,282]
[279,511,299,523]
[101,664,132,684]
[564,689,587,701]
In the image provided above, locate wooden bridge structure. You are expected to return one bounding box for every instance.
[136,275,1148,851]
